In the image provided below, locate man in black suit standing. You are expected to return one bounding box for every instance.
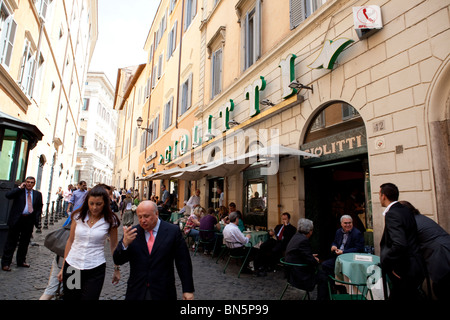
[2,176,43,271]
[379,183,425,300]
[113,200,194,300]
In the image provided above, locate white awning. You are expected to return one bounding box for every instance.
[171,164,209,181]
[143,145,317,181]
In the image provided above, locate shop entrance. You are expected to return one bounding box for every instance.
[300,101,372,259]
[304,158,372,259]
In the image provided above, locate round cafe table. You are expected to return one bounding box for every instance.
[334,252,384,299]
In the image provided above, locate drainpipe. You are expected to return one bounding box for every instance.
[175,0,186,129]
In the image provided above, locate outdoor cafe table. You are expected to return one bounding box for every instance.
[169,211,183,223]
[243,230,268,247]
[334,252,384,299]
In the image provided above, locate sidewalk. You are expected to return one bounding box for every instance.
[0,215,310,300]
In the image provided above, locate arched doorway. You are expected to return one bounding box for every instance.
[427,58,450,233]
[300,101,372,258]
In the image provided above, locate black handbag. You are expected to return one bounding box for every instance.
[44,224,71,257]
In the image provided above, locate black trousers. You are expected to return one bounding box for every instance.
[1,214,35,267]
[62,262,106,300]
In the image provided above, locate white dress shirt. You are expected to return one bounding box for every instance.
[222,223,249,248]
[382,201,398,216]
[65,213,111,270]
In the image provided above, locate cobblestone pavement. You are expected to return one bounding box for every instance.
[0,216,313,301]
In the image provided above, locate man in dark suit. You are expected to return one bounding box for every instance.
[285,218,328,300]
[255,212,297,276]
[2,176,43,271]
[321,214,365,276]
[379,183,425,300]
[113,200,194,300]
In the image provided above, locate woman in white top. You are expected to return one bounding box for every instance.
[58,185,121,300]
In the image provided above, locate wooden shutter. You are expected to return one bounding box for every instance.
[289,0,305,30]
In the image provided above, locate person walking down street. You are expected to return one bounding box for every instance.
[121,191,134,227]
[57,185,121,300]
[1,177,43,271]
[379,183,425,300]
[66,181,88,215]
[113,200,195,300]
[63,184,73,217]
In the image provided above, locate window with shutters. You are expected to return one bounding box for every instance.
[0,2,16,69]
[163,97,173,130]
[184,0,197,31]
[157,53,163,79]
[289,0,327,30]
[167,20,177,60]
[18,39,36,97]
[179,74,192,116]
[237,0,261,71]
[211,48,222,99]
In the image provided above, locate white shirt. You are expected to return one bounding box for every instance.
[222,223,249,248]
[382,201,398,216]
[186,195,200,209]
[65,213,111,270]
[218,192,224,207]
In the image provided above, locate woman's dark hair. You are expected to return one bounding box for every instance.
[399,200,421,215]
[73,184,120,230]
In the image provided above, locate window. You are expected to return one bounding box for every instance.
[0,3,17,68]
[157,53,163,79]
[169,0,177,14]
[35,0,50,20]
[152,114,159,142]
[242,0,261,70]
[184,0,197,30]
[78,136,85,148]
[342,103,359,121]
[18,39,36,96]
[179,74,192,116]
[289,0,327,29]
[167,21,177,60]
[82,98,90,110]
[163,97,173,130]
[211,48,222,98]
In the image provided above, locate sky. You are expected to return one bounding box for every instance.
[89,0,160,86]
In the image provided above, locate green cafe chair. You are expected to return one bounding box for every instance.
[223,241,253,278]
[279,257,312,300]
[327,275,373,300]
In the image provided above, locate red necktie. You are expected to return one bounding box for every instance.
[147,230,155,255]
[278,225,284,240]
[27,191,33,213]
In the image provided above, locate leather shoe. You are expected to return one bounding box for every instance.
[2,266,11,271]
[18,263,30,268]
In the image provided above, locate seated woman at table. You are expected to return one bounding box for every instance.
[321,215,365,277]
[198,208,222,255]
[183,206,205,249]
[217,206,229,223]
[285,218,329,300]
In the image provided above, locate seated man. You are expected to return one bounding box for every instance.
[255,212,297,276]
[285,218,328,300]
[222,211,253,273]
[321,215,365,276]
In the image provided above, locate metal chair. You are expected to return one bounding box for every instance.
[279,257,312,300]
[327,275,373,300]
[193,229,216,256]
[223,241,253,278]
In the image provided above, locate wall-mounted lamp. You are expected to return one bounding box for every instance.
[136,116,153,133]
[205,132,215,140]
[289,81,314,93]
[261,99,275,106]
[228,119,240,127]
